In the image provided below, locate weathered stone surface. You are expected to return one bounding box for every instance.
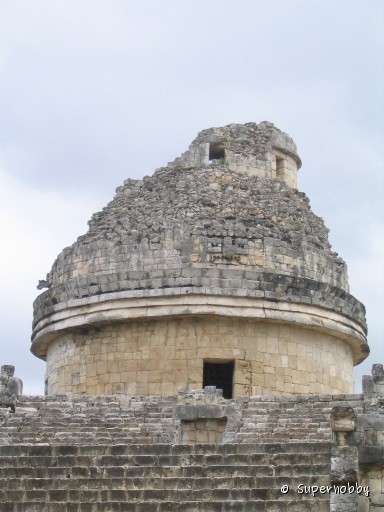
[0,373,383,510]
[0,391,365,446]
[330,491,358,512]
[331,406,356,433]
[0,366,23,413]
[355,365,384,510]
[0,441,331,510]
[30,122,368,397]
[331,446,358,483]
[358,446,384,464]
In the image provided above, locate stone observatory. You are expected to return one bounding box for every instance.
[31,122,369,397]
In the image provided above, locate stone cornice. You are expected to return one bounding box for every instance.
[31,288,368,365]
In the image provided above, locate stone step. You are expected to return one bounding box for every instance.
[0,441,331,510]
[0,435,159,445]
[0,474,328,491]
[0,453,330,470]
[0,441,332,455]
[0,463,330,479]
[0,486,331,503]
[0,430,330,444]
[0,499,330,512]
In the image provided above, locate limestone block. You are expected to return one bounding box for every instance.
[197,405,224,419]
[331,407,356,432]
[174,405,198,421]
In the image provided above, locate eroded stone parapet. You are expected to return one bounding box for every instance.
[0,365,23,413]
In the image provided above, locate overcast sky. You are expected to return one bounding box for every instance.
[0,0,383,395]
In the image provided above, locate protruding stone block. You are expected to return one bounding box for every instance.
[372,364,384,378]
[331,407,356,432]
[362,375,375,394]
[362,363,384,396]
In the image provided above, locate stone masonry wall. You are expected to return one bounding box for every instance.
[33,165,367,339]
[45,317,354,396]
[167,122,301,188]
[41,167,347,292]
[0,391,365,447]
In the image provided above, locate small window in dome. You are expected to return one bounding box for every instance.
[276,156,285,179]
[209,142,225,161]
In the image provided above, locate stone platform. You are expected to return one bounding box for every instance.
[1,375,383,511]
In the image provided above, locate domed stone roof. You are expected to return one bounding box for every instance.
[47,166,344,287]
[31,122,368,393]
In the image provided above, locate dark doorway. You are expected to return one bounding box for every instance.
[209,142,225,161]
[203,360,234,399]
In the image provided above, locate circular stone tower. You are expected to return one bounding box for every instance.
[32,122,369,397]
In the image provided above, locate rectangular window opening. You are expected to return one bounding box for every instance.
[276,157,285,179]
[203,360,234,399]
[209,142,225,161]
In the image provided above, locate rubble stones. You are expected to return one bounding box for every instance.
[33,146,366,333]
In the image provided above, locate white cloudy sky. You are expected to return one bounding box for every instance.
[0,0,383,395]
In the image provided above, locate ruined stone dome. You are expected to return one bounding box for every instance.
[32,122,368,397]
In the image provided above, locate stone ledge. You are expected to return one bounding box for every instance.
[174,405,225,421]
[33,270,366,333]
[31,292,368,365]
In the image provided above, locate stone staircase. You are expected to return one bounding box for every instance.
[0,394,364,446]
[0,442,331,511]
[0,395,177,446]
[236,396,337,443]
[0,394,348,510]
